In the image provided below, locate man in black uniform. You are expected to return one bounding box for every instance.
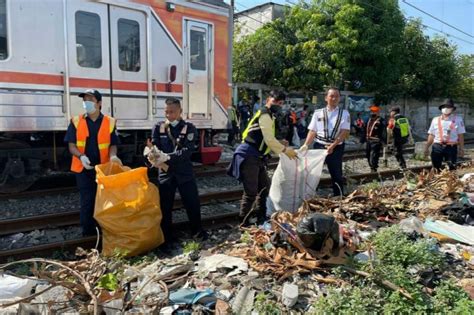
[361,105,385,173]
[387,107,413,170]
[148,98,206,244]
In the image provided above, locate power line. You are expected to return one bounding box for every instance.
[356,0,474,46]
[402,0,474,39]
[234,2,266,26]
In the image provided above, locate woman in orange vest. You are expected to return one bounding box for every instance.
[64,89,121,236]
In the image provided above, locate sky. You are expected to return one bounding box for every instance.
[227,0,474,55]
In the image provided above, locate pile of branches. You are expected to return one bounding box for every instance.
[308,169,465,223]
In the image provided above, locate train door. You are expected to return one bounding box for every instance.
[109,6,148,120]
[184,20,212,120]
[66,1,111,117]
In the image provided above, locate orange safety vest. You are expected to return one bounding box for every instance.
[290,111,297,124]
[70,114,116,173]
[437,115,457,145]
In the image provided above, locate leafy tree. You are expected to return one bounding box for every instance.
[453,54,474,107]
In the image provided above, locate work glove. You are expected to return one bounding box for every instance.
[79,155,94,170]
[154,151,170,165]
[408,136,415,146]
[298,144,308,152]
[284,147,298,160]
[109,155,122,165]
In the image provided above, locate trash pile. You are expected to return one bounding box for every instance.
[1,169,473,314]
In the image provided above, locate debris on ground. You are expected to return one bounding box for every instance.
[1,168,474,313]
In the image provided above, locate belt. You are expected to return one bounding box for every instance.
[435,142,458,146]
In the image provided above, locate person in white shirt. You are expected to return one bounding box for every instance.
[300,87,351,196]
[424,98,465,170]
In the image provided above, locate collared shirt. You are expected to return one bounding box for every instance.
[428,115,465,143]
[307,106,350,145]
[64,113,120,166]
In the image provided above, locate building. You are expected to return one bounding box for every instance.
[234,2,286,40]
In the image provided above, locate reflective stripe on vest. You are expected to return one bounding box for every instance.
[70,115,115,173]
[242,109,275,156]
[437,116,457,144]
[366,118,381,140]
[315,108,343,143]
[159,122,188,149]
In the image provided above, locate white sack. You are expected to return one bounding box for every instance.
[269,149,327,213]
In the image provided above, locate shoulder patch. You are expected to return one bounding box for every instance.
[187,133,195,141]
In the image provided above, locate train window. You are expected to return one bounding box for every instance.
[118,18,140,72]
[0,0,7,60]
[75,11,102,68]
[190,29,206,71]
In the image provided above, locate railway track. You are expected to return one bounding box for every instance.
[0,145,417,200]
[0,164,440,262]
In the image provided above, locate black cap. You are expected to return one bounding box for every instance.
[78,89,102,102]
[439,98,456,111]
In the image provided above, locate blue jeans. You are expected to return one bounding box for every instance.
[313,142,345,196]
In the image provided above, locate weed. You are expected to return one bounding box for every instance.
[311,225,473,313]
[362,180,381,192]
[240,231,251,244]
[182,241,201,254]
[254,292,281,315]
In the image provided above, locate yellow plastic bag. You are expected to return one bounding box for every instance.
[94,162,164,256]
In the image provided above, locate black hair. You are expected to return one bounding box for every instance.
[269,90,286,102]
[325,86,340,95]
[303,105,309,110]
[165,98,181,107]
[390,106,400,114]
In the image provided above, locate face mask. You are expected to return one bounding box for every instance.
[270,104,281,114]
[371,113,377,118]
[441,108,453,115]
[82,101,96,114]
[167,120,179,127]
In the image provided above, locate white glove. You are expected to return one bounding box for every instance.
[408,137,415,145]
[109,155,122,165]
[155,150,170,164]
[298,144,309,152]
[79,155,93,170]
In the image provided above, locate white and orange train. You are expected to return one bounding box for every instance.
[0,0,232,192]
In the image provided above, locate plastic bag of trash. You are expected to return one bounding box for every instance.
[296,213,340,251]
[269,149,327,213]
[0,274,38,300]
[94,162,164,256]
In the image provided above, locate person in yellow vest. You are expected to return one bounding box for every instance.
[424,99,465,171]
[64,89,121,236]
[228,90,298,226]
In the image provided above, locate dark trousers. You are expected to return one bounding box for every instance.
[76,170,98,236]
[431,143,458,171]
[314,142,345,196]
[286,125,295,146]
[239,155,270,222]
[159,177,202,243]
[394,142,406,169]
[366,141,382,171]
[227,123,238,145]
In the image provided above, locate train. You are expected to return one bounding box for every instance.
[0,0,233,193]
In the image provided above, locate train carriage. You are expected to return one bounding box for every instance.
[0,0,232,193]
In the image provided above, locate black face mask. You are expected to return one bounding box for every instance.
[270,104,282,114]
[371,114,377,118]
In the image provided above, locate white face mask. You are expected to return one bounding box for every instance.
[167,120,179,127]
[441,108,453,115]
[83,101,97,114]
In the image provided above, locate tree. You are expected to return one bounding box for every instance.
[453,54,474,107]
